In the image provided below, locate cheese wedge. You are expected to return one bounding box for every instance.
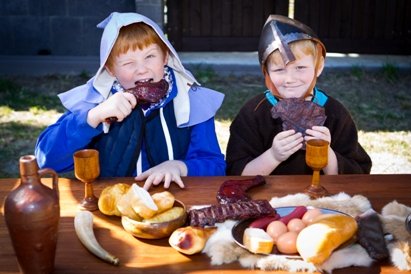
[243,227,274,254]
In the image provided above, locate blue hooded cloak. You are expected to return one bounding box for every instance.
[35,12,226,177]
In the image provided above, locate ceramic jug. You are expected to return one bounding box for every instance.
[4,155,60,274]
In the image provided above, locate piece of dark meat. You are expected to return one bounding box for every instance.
[270,98,326,137]
[127,79,169,104]
[188,199,276,227]
[216,175,266,204]
[105,79,169,123]
[355,209,389,261]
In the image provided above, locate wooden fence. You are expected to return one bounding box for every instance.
[166,0,411,54]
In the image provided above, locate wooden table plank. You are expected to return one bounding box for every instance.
[1,175,410,273]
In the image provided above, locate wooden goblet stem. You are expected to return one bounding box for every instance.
[304,183,329,199]
[80,182,98,211]
[311,170,321,187]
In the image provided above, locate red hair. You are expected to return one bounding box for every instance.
[105,22,168,70]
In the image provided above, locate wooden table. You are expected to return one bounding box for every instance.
[1,175,410,273]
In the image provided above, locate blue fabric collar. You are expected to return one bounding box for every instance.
[265,87,328,107]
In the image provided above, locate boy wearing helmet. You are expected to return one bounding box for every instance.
[35,12,226,189]
[226,15,371,175]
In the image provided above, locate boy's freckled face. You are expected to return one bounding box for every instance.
[110,44,168,89]
[267,54,316,98]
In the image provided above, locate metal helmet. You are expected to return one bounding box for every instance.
[258,15,326,67]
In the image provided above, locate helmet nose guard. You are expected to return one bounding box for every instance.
[258,15,326,67]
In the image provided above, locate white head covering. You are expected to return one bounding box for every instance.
[60,12,215,127]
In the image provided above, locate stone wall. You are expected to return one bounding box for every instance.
[0,0,164,56]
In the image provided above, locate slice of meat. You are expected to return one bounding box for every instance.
[355,209,389,261]
[216,175,266,204]
[270,98,326,136]
[127,79,169,104]
[105,79,169,124]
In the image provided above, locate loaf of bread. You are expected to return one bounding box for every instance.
[296,214,358,264]
[243,227,274,254]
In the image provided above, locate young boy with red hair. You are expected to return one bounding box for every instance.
[35,12,226,189]
[226,15,371,175]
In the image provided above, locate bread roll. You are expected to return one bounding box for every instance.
[296,214,358,264]
[169,226,216,255]
[143,207,185,223]
[98,183,130,216]
[243,227,274,254]
[117,183,158,220]
[152,191,175,214]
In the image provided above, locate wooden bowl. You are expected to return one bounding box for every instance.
[121,200,187,239]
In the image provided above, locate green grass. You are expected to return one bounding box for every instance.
[0,78,65,112]
[1,67,411,177]
[382,63,399,82]
[0,122,45,177]
[195,73,266,121]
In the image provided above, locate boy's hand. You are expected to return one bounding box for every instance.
[87,92,137,128]
[305,126,331,143]
[134,160,188,190]
[271,130,303,162]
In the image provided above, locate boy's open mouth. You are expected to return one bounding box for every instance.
[135,78,153,84]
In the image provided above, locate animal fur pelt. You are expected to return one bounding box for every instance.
[269,192,371,216]
[203,192,374,273]
[380,201,411,270]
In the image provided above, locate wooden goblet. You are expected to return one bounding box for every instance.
[304,139,330,199]
[73,149,99,211]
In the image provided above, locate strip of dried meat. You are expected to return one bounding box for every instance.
[188,200,276,227]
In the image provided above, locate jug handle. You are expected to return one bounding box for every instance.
[38,168,59,199]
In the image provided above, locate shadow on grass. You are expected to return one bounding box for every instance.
[0,122,46,177]
[0,78,65,113]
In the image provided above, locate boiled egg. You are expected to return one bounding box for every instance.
[301,208,323,225]
[287,218,306,233]
[266,220,288,242]
[276,231,298,254]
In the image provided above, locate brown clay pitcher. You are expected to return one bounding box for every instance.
[4,155,60,274]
